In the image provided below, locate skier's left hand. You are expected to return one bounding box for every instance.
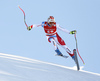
[69,30,77,34]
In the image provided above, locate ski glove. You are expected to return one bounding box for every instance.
[69,30,77,34]
[27,25,33,31]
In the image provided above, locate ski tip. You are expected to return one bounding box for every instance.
[18,5,20,7]
[83,63,85,65]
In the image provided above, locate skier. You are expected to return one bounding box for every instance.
[27,16,76,60]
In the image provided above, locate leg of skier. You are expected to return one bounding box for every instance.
[47,35,63,56]
[51,39,63,56]
[61,45,75,60]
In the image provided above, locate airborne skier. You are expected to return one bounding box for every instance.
[27,16,76,60]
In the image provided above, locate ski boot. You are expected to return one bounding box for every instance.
[67,50,75,61]
[72,55,75,61]
[55,48,63,56]
[55,49,69,58]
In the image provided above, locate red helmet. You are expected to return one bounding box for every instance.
[47,16,55,23]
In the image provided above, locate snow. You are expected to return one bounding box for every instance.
[0,53,100,81]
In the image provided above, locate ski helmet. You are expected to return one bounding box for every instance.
[47,16,55,23]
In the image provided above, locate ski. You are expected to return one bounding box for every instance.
[55,54,69,58]
[73,49,80,70]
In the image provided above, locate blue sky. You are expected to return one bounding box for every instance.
[0,0,100,74]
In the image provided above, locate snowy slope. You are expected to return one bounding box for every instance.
[0,53,100,81]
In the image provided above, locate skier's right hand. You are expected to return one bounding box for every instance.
[27,25,33,31]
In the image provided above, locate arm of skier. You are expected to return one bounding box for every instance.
[27,24,42,31]
[56,24,76,34]
[56,24,70,34]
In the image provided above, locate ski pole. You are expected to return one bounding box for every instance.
[18,5,28,28]
[74,34,85,65]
